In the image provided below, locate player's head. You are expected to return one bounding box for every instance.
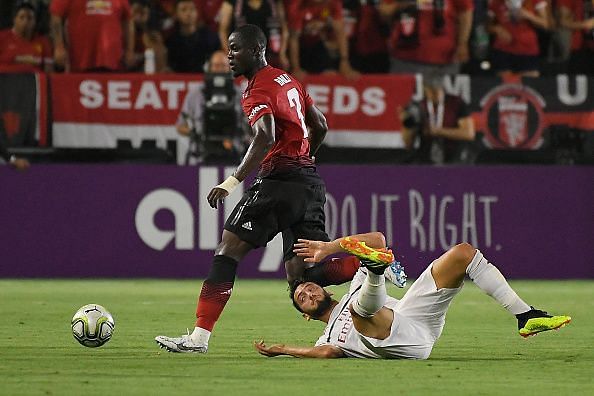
[290,281,334,320]
[227,24,267,78]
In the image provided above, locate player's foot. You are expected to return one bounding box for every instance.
[384,261,407,288]
[516,307,571,338]
[155,332,208,353]
[340,237,395,265]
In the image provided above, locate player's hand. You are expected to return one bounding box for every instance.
[254,340,284,357]
[207,187,229,209]
[293,239,331,263]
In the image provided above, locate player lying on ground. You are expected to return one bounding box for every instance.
[254,234,571,359]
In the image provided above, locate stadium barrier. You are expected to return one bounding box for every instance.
[1,164,592,279]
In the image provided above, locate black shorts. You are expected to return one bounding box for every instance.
[224,168,330,261]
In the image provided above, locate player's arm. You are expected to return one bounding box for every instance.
[305,105,327,158]
[254,340,344,358]
[207,113,275,208]
[294,232,387,263]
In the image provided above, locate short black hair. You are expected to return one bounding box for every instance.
[131,0,151,7]
[289,280,305,314]
[15,0,36,14]
[234,24,267,51]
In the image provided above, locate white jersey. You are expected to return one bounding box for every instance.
[315,266,462,360]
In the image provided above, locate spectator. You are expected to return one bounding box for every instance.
[130,0,168,72]
[0,0,53,72]
[343,0,391,74]
[49,0,135,72]
[176,50,248,164]
[557,0,594,74]
[399,73,476,164]
[487,0,551,77]
[197,0,225,33]
[378,0,473,75]
[218,0,289,69]
[288,0,360,79]
[166,0,220,73]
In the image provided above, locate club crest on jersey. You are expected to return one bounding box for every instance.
[248,104,268,121]
[274,74,292,86]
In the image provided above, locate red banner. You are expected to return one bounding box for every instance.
[50,73,593,151]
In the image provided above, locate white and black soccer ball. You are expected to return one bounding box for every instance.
[71,304,115,348]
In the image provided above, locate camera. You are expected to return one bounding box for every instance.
[402,102,423,131]
[203,72,237,138]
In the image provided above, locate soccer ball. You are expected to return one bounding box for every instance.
[71,304,115,348]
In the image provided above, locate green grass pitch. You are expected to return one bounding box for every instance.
[0,279,592,395]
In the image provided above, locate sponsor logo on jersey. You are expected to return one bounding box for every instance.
[242,221,253,231]
[274,74,292,86]
[248,104,268,121]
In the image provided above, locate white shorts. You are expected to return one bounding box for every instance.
[392,261,464,341]
[357,258,468,360]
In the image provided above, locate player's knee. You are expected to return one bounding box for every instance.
[215,237,253,261]
[449,243,476,268]
[370,232,386,248]
[285,261,304,285]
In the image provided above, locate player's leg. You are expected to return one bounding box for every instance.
[281,181,363,286]
[191,231,254,343]
[348,260,394,340]
[155,230,254,353]
[156,181,269,353]
[435,243,571,337]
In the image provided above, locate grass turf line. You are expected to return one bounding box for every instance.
[0,279,591,396]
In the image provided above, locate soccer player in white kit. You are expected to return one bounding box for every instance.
[254,233,571,359]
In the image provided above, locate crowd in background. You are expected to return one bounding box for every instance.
[1,0,593,76]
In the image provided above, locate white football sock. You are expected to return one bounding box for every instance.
[190,327,210,345]
[351,271,387,318]
[466,250,531,315]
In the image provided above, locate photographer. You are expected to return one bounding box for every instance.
[176,50,248,164]
[399,74,476,164]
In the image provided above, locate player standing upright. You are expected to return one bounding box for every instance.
[155,24,381,354]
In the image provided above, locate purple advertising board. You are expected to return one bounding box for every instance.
[0,165,592,279]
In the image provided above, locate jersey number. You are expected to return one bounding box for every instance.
[287,87,308,138]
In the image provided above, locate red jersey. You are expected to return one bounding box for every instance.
[384,0,473,65]
[489,0,546,56]
[288,0,343,48]
[241,65,315,177]
[0,29,52,72]
[196,0,224,32]
[49,0,131,72]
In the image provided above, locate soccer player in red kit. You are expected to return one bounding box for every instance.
[156,24,380,354]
